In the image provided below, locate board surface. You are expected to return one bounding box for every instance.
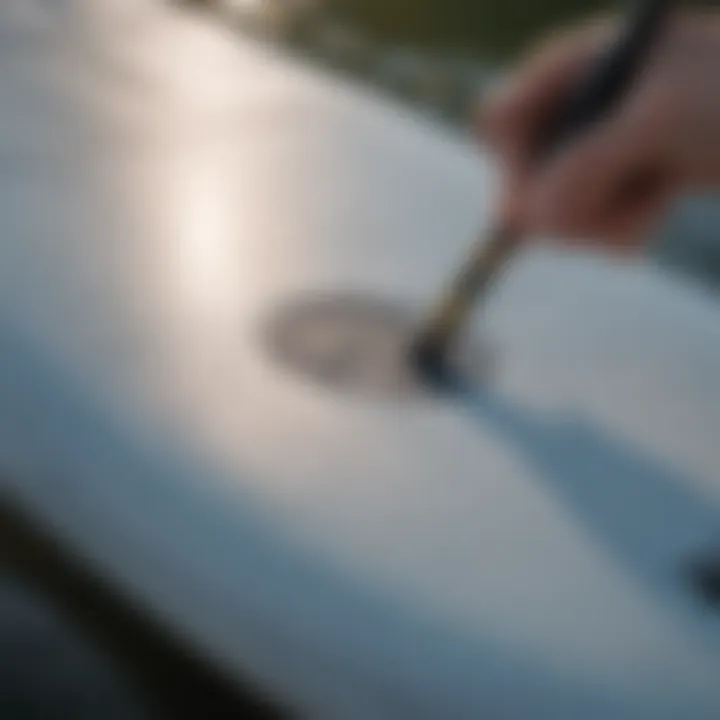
[2,2,720,718]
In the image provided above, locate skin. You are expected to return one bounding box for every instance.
[480,11,720,253]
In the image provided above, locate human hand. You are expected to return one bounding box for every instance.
[481,12,720,253]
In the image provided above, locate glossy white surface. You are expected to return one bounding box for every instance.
[2,2,720,718]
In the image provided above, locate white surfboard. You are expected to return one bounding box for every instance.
[1,1,720,718]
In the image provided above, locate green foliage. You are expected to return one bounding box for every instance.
[331,0,615,59]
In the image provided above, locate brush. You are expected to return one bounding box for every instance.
[411,0,673,387]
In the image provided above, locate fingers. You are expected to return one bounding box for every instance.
[479,15,685,252]
[526,93,677,249]
[480,16,615,177]
[542,166,675,253]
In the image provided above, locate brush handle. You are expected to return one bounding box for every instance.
[415,225,520,349]
[539,0,671,157]
[412,0,674,371]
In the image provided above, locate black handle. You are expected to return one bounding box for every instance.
[539,0,672,158]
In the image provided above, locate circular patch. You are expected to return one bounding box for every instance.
[260,292,492,400]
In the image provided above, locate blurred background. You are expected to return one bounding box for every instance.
[210,0,613,121]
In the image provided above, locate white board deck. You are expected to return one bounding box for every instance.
[1,2,720,718]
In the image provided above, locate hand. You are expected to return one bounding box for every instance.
[481,12,720,253]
